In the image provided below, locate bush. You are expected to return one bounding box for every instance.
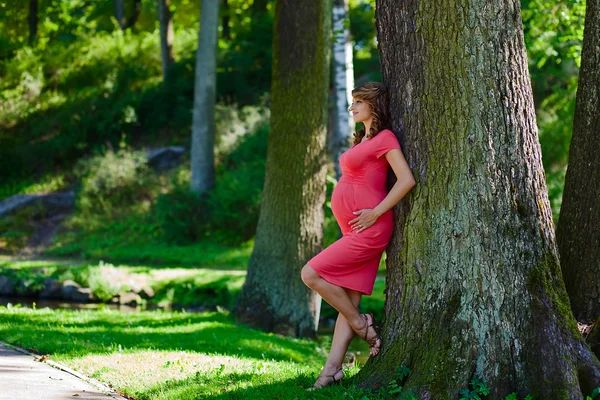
[76,139,152,215]
[153,123,268,245]
[153,186,207,246]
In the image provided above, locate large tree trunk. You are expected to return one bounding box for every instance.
[330,0,354,180]
[158,0,175,81]
[28,0,38,44]
[557,0,600,324]
[356,0,600,398]
[190,0,219,193]
[114,0,126,29]
[233,0,331,338]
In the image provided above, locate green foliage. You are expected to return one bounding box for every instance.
[587,387,600,400]
[75,139,152,215]
[459,377,490,400]
[153,186,206,245]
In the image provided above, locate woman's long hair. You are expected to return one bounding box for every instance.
[351,82,391,146]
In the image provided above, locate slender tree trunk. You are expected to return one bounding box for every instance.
[330,0,354,180]
[158,0,175,81]
[233,0,332,338]
[114,0,126,29]
[251,0,268,16]
[221,0,231,40]
[557,0,600,325]
[28,0,38,44]
[125,0,142,29]
[190,0,219,193]
[355,0,600,398]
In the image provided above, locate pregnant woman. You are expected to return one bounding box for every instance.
[301,82,416,389]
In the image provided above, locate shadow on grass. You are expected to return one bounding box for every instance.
[0,309,322,364]
[137,368,361,400]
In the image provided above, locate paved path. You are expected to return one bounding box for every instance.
[0,342,127,400]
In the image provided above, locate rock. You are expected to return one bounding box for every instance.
[136,286,155,300]
[146,146,185,171]
[0,276,15,295]
[61,280,82,300]
[71,288,94,303]
[0,191,74,217]
[40,278,62,299]
[118,292,142,306]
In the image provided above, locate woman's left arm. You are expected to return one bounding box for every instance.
[350,149,416,232]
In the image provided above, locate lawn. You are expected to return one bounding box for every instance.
[0,306,382,400]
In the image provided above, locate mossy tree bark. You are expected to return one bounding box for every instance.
[557,0,600,325]
[356,0,600,397]
[233,0,331,338]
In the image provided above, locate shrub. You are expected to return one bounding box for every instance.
[153,186,207,246]
[75,139,152,215]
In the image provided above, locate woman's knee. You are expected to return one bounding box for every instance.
[301,264,317,286]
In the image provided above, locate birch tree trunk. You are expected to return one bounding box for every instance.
[355,0,600,398]
[330,0,354,180]
[233,0,331,338]
[190,0,219,193]
[158,0,175,81]
[557,0,600,325]
[28,0,38,44]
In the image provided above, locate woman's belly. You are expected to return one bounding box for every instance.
[331,182,393,239]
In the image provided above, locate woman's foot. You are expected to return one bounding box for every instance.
[353,313,381,356]
[308,368,345,390]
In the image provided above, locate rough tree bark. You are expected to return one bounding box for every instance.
[557,0,600,324]
[158,0,174,81]
[356,0,600,398]
[330,0,354,180]
[28,0,38,44]
[233,0,331,338]
[190,0,219,193]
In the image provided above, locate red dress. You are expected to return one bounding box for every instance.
[308,129,401,295]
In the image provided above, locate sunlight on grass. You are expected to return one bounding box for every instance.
[0,306,374,399]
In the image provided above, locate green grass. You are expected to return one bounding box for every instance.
[0,307,375,399]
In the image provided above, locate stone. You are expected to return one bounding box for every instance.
[61,280,82,300]
[146,146,185,171]
[39,278,62,299]
[70,288,94,303]
[118,292,142,306]
[136,286,155,299]
[0,276,15,295]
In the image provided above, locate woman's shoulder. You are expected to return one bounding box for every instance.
[376,129,396,138]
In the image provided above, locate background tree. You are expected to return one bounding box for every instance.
[157,0,174,81]
[233,0,331,338]
[191,0,219,194]
[330,0,354,179]
[557,0,600,324]
[28,0,38,44]
[357,0,600,398]
[114,0,126,29]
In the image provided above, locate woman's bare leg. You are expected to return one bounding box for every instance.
[311,289,362,387]
[301,264,380,355]
[301,264,364,329]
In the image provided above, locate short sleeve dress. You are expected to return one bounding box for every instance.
[308,129,401,295]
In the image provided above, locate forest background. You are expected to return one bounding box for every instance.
[0,0,592,399]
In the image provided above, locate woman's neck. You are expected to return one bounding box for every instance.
[363,119,372,139]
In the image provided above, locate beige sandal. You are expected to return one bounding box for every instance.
[307,368,344,390]
[357,313,382,356]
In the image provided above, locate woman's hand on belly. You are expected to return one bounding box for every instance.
[349,208,382,233]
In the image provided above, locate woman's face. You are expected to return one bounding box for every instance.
[349,98,372,123]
